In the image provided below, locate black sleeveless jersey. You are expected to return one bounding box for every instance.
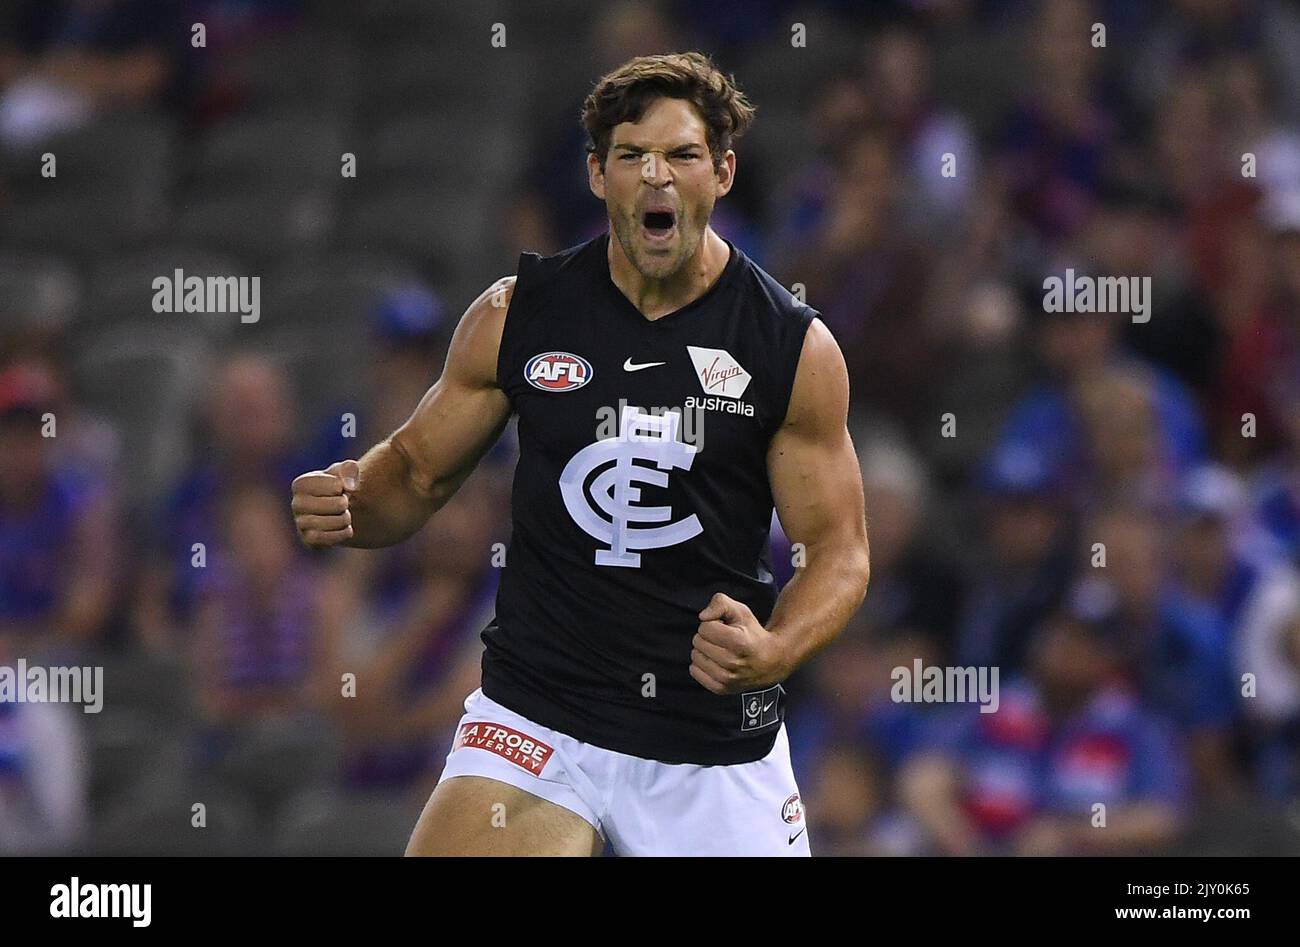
[481,232,817,764]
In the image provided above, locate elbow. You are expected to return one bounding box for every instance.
[825,540,869,616]
[388,431,437,503]
[851,539,871,605]
[854,565,871,612]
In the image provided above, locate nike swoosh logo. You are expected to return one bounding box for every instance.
[762,700,775,713]
[788,828,806,845]
[623,359,666,372]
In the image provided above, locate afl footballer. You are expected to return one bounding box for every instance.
[291,52,870,856]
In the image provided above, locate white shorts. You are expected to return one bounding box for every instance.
[437,688,810,856]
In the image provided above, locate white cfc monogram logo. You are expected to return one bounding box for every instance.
[559,406,703,567]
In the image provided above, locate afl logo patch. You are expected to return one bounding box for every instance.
[525,352,593,391]
[782,793,803,824]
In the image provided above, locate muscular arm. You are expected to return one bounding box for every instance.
[764,319,870,669]
[689,319,870,692]
[292,278,514,549]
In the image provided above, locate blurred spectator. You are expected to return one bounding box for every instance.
[955,442,1075,673]
[133,351,306,652]
[996,0,1116,241]
[1082,506,1241,798]
[863,23,978,234]
[901,606,1189,855]
[772,126,939,427]
[670,0,794,58]
[0,632,87,854]
[305,285,450,467]
[790,625,878,780]
[918,207,1035,481]
[992,301,1207,498]
[1232,567,1300,801]
[1133,0,1300,129]
[335,472,504,792]
[792,621,949,856]
[1072,363,1172,507]
[1173,464,1284,633]
[0,0,188,148]
[803,746,888,856]
[191,483,343,726]
[1251,460,1300,568]
[0,333,123,484]
[0,363,115,657]
[1214,192,1300,465]
[854,439,964,654]
[1081,180,1224,399]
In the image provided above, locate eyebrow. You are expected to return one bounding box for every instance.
[610,143,707,154]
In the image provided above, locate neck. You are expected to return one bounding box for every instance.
[607,227,730,320]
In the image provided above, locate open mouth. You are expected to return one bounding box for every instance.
[642,209,677,239]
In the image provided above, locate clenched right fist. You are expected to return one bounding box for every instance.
[291,459,360,548]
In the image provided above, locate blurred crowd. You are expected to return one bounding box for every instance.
[2,0,1300,855]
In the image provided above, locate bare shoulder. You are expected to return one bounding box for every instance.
[443,276,517,389]
[467,274,517,315]
[782,318,850,434]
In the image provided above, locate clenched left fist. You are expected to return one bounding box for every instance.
[689,592,790,695]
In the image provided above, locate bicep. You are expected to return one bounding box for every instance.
[390,278,515,497]
[768,319,866,549]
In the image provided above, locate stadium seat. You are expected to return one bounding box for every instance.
[86,707,192,812]
[366,110,515,189]
[90,780,259,856]
[91,650,197,723]
[188,113,347,194]
[0,110,177,210]
[338,184,489,285]
[361,40,518,115]
[0,191,158,261]
[264,253,421,336]
[170,189,336,267]
[70,324,210,515]
[248,322,373,416]
[269,787,417,856]
[0,252,81,330]
[743,103,820,217]
[220,32,361,119]
[736,20,862,107]
[87,247,248,339]
[206,715,344,812]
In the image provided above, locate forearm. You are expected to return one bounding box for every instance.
[296,278,512,553]
[343,437,441,548]
[766,537,869,674]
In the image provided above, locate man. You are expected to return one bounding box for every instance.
[900,600,1188,857]
[0,362,115,655]
[291,52,870,856]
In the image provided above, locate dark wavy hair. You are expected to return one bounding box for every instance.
[581,52,756,171]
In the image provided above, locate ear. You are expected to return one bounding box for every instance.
[714,149,737,198]
[587,152,606,200]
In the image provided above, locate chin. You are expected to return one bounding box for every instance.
[629,249,683,280]
[637,260,681,280]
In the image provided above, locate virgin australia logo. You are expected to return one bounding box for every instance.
[687,346,751,398]
[558,406,702,568]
